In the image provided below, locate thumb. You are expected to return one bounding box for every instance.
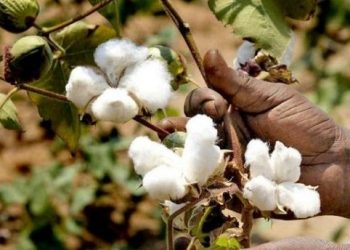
[203,50,294,113]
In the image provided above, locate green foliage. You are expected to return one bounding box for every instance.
[88,0,162,30]
[208,0,317,60]
[275,0,317,20]
[0,93,22,130]
[208,235,240,250]
[0,132,151,249]
[30,61,81,151]
[52,21,116,66]
[208,0,292,59]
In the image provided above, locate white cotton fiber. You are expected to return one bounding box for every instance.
[233,41,256,70]
[271,141,302,183]
[182,115,221,185]
[163,200,187,230]
[143,165,188,200]
[91,88,139,123]
[243,175,277,211]
[119,59,173,113]
[277,182,320,219]
[94,39,148,86]
[185,114,217,144]
[128,136,182,176]
[245,139,274,180]
[66,66,109,109]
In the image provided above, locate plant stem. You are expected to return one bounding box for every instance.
[160,0,207,83]
[0,87,20,110]
[42,0,114,34]
[240,204,254,248]
[167,191,210,250]
[19,84,70,103]
[133,115,170,138]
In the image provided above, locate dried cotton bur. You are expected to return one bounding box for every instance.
[243,139,320,218]
[65,39,174,123]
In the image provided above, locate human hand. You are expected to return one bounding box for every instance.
[159,50,350,217]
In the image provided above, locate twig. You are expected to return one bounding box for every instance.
[240,204,254,248]
[167,191,210,250]
[0,87,20,110]
[19,84,69,103]
[133,115,170,138]
[224,112,245,177]
[160,0,207,83]
[41,0,114,34]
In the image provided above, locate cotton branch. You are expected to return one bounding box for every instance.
[160,0,207,83]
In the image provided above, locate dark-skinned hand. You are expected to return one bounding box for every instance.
[159,50,350,249]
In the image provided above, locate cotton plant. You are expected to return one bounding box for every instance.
[243,139,321,219]
[128,114,223,202]
[65,39,173,123]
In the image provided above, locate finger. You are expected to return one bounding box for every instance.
[157,117,189,140]
[204,50,295,113]
[184,88,228,122]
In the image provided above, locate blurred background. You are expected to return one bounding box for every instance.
[0,0,350,249]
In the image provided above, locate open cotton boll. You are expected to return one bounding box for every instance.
[119,59,173,113]
[182,115,220,185]
[66,66,109,109]
[245,139,274,180]
[143,165,188,200]
[233,41,256,70]
[91,88,139,123]
[94,39,148,86]
[182,144,221,185]
[243,175,277,211]
[277,182,320,219]
[128,136,182,176]
[185,115,217,144]
[271,141,302,183]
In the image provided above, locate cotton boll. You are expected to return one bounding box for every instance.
[185,115,217,144]
[66,66,109,109]
[182,115,221,185]
[128,136,182,176]
[245,139,274,180]
[243,175,277,211]
[233,41,256,70]
[143,165,188,200]
[182,144,221,185]
[119,59,173,113]
[94,39,148,86]
[277,182,320,219]
[91,88,139,123]
[271,141,302,183]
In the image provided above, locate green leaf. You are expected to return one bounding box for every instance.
[71,185,97,214]
[208,0,292,59]
[88,0,121,34]
[0,93,22,130]
[52,21,116,66]
[209,235,240,250]
[274,0,317,20]
[30,61,80,151]
[29,186,50,216]
[0,179,29,204]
